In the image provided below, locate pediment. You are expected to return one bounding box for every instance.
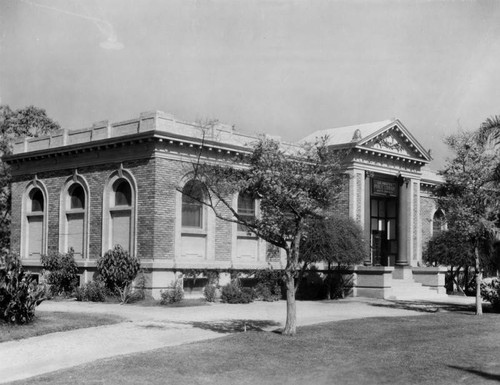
[365,131,411,156]
[357,121,431,162]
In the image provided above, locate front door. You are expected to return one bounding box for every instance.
[370,197,398,266]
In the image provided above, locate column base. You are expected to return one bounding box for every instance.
[393,266,413,280]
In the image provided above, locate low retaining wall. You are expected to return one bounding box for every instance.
[412,266,447,294]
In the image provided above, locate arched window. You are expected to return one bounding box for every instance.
[24,185,47,258]
[432,210,446,236]
[109,179,134,252]
[61,182,87,258]
[182,180,205,228]
[237,192,255,232]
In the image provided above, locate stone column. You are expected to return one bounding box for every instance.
[396,177,409,266]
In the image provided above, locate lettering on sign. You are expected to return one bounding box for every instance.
[372,179,398,197]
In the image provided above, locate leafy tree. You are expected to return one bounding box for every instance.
[97,245,141,304]
[0,105,60,249]
[0,252,46,324]
[40,249,80,296]
[423,229,476,294]
[436,130,500,315]
[300,216,367,299]
[184,138,347,335]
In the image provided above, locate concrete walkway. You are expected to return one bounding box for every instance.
[0,296,476,384]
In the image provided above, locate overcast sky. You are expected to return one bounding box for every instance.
[2,0,500,170]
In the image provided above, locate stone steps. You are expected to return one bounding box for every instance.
[386,278,448,301]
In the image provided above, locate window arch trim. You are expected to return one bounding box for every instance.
[59,175,90,259]
[102,169,137,256]
[22,181,49,259]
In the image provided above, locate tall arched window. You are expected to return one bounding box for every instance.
[24,185,47,258]
[110,179,133,252]
[237,192,256,232]
[182,180,205,228]
[61,181,88,258]
[432,210,446,236]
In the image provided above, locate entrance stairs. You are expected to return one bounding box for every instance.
[386,277,448,301]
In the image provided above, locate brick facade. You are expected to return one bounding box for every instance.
[6,111,443,298]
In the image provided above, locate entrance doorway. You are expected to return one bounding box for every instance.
[370,196,398,266]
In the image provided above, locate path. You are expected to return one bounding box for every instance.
[0,296,475,384]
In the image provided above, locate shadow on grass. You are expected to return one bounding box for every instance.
[186,319,281,334]
[368,300,476,314]
[449,365,500,381]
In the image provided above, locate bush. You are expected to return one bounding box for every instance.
[254,269,282,301]
[0,253,46,324]
[160,280,184,305]
[40,249,79,296]
[203,284,218,302]
[97,245,140,304]
[480,277,500,311]
[221,281,254,304]
[74,281,107,302]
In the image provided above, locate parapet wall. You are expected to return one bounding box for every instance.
[12,110,263,155]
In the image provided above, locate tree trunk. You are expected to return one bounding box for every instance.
[475,246,483,316]
[283,271,296,335]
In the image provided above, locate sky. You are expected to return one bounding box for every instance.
[1,0,500,170]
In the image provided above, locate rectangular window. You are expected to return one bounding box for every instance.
[182,204,203,228]
[111,210,131,252]
[67,213,84,257]
[27,216,43,257]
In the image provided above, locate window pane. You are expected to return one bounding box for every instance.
[237,193,255,231]
[69,185,85,209]
[371,199,378,216]
[111,210,131,252]
[30,189,44,212]
[387,200,397,218]
[67,213,84,256]
[182,181,204,228]
[28,215,43,256]
[114,181,132,207]
[378,199,385,217]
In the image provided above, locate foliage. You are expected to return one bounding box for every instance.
[254,269,282,301]
[203,284,218,302]
[300,216,367,266]
[74,281,107,302]
[0,105,60,250]
[186,136,347,334]
[160,280,184,305]
[220,281,254,304]
[436,128,500,314]
[96,245,141,304]
[480,277,500,312]
[300,216,365,299]
[40,249,79,296]
[0,252,45,324]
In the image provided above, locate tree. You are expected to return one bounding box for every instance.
[436,130,500,315]
[0,105,60,249]
[97,245,141,304]
[300,215,367,299]
[423,229,476,294]
[184,138,347,335]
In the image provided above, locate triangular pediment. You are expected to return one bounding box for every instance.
[357,120,431,162]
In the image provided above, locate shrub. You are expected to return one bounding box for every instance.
[160,280,184,305]
[74,281,107,302]
[0,253,46,324]
[203,283,218,302]
[40,249,79,296]
[254,269,282,301]
[221,281,253,304]
[480,277,500,311]
[96,245,140,304]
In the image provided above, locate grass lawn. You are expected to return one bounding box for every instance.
[0,311,123,343]
[15,311,500,385]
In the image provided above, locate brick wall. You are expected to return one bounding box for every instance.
[420,190,437,255]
